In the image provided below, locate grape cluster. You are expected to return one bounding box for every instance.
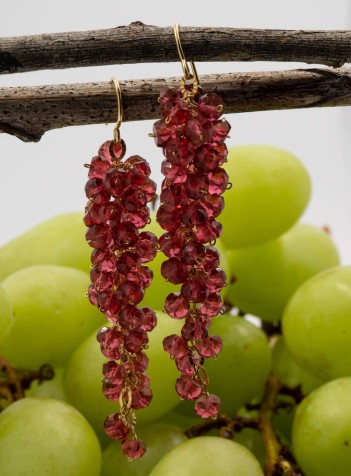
[84,139,158,459]
[153,85,231,418]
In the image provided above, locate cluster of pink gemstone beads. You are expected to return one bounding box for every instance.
[84,139,158,459]
[153,85,231,418]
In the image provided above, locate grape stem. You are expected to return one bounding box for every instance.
[0,356,54,409]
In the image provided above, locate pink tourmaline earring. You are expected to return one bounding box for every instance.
[152,24,231,419]
[84,77,158,460]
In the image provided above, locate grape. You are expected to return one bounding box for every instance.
[282,265,351,380]
[102,422,186,476]
[0,265,105,369]
[26,368,67,402]
[221,145,311,248]
[293,378,351,476]
[0,212,90,281]
[234,428,265,469]
[62,312,183,441]
[0,397,101,476]
[272,336,325,394]
[226,223,339,321]
[158,408,199,430]
[149,436,264,476]
[0,283,13,346]
[176,315,272,417]
[140,215,231,310]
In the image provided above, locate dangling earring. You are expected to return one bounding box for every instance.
[152,24,231,418]
[84,77,158,459]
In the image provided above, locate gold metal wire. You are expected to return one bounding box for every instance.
[173,23,199,87]
[111,76,123,142]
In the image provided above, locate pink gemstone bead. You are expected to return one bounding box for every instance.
[104,413,130,440]
[198,93,224,120]
[122,188,147,212]
[181,322,208,341]
[212,119,231,144]
[102,361,126,383]
[164,292,190,319]
[160,184,189,208]
[96,326,123,360]
[153,118,177,147]
[103,167,127,196]
[87,284,98,306]
[99,292,122,321]
[163,334,189,358]
[102,377,124,401]
[182,203,208,227]
[124,329,149,353]
[200,194,224,218]
[159,231,184,257]
[181,279,209,303]
[118,305,145,331]
[164,138,195,166]
[161,257,190,285]
[86,224,112,249]
[127,265,153,288]
[206,268,227,293]
[137,231,158,263]
[175,374,202,400]
[196,335,223,358]
[98,141,114,162]
[124,155,151,176]
[161,160,188,184]
[175,354,195,375]
[194,219,222,243]
[138,178,157,202]
[91,249,117,270]
[131,385,153,410]
[193,146,220,172]
[180,241,206,265]
[116,251,141,275]
[199,293,223,317]
[88,155,111,179]
[121,206,150,229]
[133,352,149,372]
[121,439,147,460]
[84,202,116,226]
[116,282,144,305]
[140,307,157,332]
[208,168,229,195]
[111,222,139,247]
[168,99,190,125]
[157,203,181,231]
[159,87,181,116]
[194,394,221,418]
[185,116,213,147]
[184,172,209,199]
[90,268,115,291]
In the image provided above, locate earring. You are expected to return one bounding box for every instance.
[84,77,158,459]
[152,24,231,419]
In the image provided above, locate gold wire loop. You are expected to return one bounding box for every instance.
[111,77,123,142]
[173,24,199,90]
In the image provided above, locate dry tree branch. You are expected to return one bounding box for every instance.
[1,23,351,74]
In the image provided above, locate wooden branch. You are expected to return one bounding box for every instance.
[1,67,351,142]
[1,23,351,74]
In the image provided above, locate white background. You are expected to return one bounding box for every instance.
[1,0,350,261]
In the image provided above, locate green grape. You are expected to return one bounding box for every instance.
[234,428,265,469]
[293,377,351,476]
[0,283,13,346]
[0,397,101,476]
[0,212,90,281]
[0,265,105,369]
[63,312,183,441]
[141,216,231,310]
[149,436,264,476]
[282,265,351,380]
[102,422,186,476]
[221,145,311,249]
[158,408,199,430]
[226,223,339,321]
[176,315,272,417]
[272,336,325,394]
[26,368,67,402]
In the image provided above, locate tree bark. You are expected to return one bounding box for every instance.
[1,67,350,142]
[1,23,351,74]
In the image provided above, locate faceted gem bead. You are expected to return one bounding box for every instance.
[88,156,111,179]
[96,326,123,360]
[104,413,130,440]
[90,268,115,291]
[127,265,153,289]
[158,87,181,116]
[199,293,223,317]
[200,194,224,218]
[206,268,227,293]
[159,232,183,257]
[102,361,126,383]
[137,231,158,263]
[157,203,181,231]
[184,172,209,199]
[175,354,195,375]
[198,93,224,120]
[116,282,144,305]
[121,439,147,460]
[167,99,190,125]
[153,119,177,147]
[161,257,190,285]
[185,116,213,147]
[196,335,223,358]
[212,119,231,144]
[139,307,157,332]
[122,189,147,212]
[181,322,208,341]
[182,203,208,227]
[164,292,190,319]
[111,222,139,247]
[103,167,127,196]
[208,168,229,195]
[180,241,206,265]
[124,155,151,176]
[124,329,149,353]
[181,279,209,303]
[160,184,189,208]
[86,224,112,249]
[102,377,124,401]
[131,385,153,410]
[98,141,114,163]
[161,160,187,183]
[163,334,189,358]
[194,393,221,418]
[118,305,145,331]
[121,206,150,228]
[164,139,195,166]
[175,374,202,400]
[97,291,122,319]
[194,219,222,243]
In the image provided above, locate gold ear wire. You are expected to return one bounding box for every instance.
[173,23,199,93]
[111,77,123,143]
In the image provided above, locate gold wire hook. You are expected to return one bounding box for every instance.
[111,77,123,142]
[173,23,199,88]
